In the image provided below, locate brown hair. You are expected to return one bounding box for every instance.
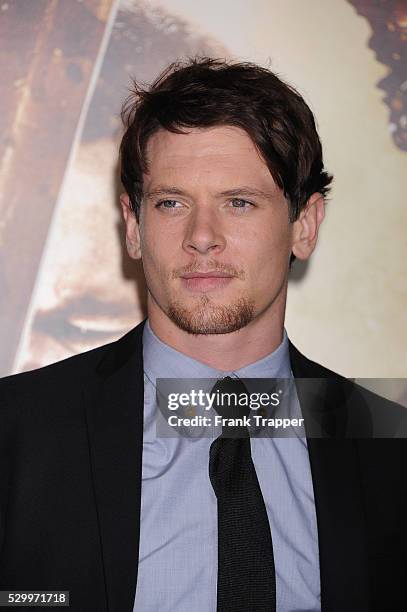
[120,56,333,225]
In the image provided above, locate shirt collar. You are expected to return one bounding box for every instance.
[143,318,292,385]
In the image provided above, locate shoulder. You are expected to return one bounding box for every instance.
[0,342,112,440]
[288,340,407,438]
[0,340,111,399]
[0,319,146,413]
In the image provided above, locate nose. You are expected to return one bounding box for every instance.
[182,205,226,256]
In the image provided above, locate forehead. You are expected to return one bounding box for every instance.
[144,126,276,190]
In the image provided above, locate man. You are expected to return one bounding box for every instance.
[0,57,406,612]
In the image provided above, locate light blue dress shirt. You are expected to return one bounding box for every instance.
[133,320,321,611]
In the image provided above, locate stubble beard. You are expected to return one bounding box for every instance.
[167,294,256,335]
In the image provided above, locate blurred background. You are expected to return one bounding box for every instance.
[0,0,406,402]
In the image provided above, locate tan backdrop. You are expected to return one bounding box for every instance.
[1,0,406,389]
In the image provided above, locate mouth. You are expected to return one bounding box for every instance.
[180,271,235,291]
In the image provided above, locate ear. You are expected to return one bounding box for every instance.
[120,193,141,260]
[291,192,325,260]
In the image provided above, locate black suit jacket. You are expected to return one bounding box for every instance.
[0,318,406,611]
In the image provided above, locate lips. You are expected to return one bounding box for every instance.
[180,272,235,292]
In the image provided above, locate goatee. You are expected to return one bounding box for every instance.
[167,295,255,335]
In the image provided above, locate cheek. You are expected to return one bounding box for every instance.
[241,235,291,298]
[140,209,177,261]
[140,219,160,259]
[140,226,175,285]
[242,220,291,266]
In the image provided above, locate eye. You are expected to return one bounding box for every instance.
[229,198,254,210]
[155,199,183,209]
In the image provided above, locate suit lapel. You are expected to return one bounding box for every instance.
[83,319,147,612]
[289,342,369,611]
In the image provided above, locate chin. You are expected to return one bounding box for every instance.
[166,296,256,335]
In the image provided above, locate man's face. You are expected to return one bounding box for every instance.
[126,125,296,335]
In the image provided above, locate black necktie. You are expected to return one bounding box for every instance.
[209,376,276,611]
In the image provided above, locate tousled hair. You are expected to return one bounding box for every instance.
[120,56,333,229]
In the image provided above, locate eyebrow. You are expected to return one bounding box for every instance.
[144,186,187,199]
[144,185,274,200]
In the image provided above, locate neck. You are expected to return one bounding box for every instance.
[146,289,287,371]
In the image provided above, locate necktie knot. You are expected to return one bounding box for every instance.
[210,375,251,422]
